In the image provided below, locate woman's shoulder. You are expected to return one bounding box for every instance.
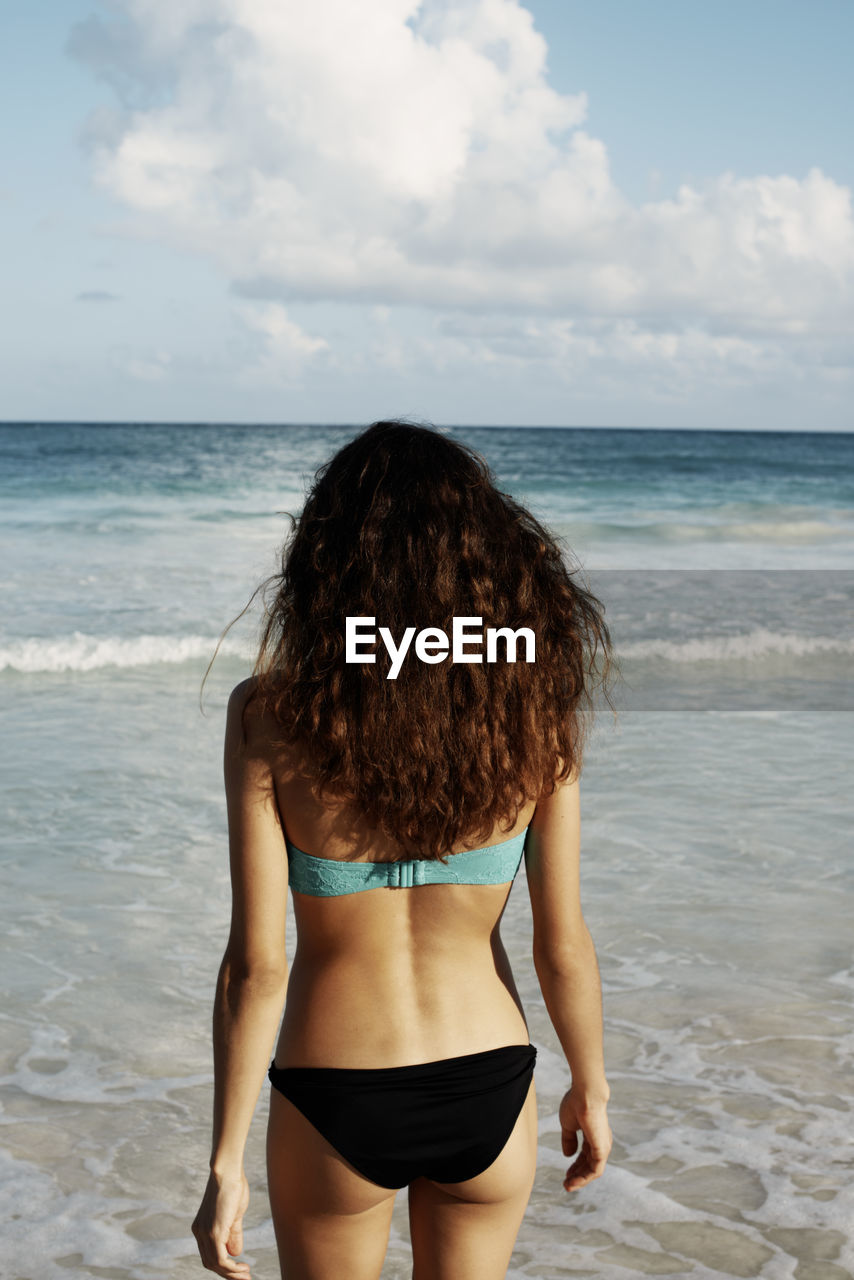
[225,677,306,780]
[227,675,259,715]
[226,677,281,753]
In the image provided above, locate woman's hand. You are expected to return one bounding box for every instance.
[192,1168,251,1277]
[559,1087,612,1192]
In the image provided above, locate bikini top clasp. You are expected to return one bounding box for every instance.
[386,859,426,888]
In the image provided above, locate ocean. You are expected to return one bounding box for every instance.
[1,423,852,1279]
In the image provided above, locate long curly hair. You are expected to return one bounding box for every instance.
[245,421,614,860]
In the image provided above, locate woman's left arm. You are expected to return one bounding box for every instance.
[192,680,289,1278]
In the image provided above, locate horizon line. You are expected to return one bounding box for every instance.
[1,420,852,436]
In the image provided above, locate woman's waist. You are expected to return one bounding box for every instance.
[278,954,527,1068]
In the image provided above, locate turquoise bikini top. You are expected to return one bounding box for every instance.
[285,825,529,897]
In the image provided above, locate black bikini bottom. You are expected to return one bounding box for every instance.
[268,1042,537,1189]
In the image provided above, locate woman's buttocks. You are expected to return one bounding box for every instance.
[276,883,529,1068]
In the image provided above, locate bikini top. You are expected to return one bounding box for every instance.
[285,825,530,897]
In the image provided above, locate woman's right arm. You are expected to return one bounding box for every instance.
[192,680,289,1277]
[525,772,612,1193]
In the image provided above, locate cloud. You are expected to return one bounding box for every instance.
[360,311,793,409]
[233,301,329,385]
[76,290,121,302]
[109,346,171,381]
[70,0,854,394]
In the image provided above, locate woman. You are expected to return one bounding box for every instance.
[192,421,613,1279]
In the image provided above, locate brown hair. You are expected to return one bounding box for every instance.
[243,421,613,859]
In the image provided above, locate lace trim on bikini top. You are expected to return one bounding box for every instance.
[285,825,530,897]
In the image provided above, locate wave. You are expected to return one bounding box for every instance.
[0,632,253,673]
[566,517,854,546]
[618,627,854,663]
[3,626,850,673]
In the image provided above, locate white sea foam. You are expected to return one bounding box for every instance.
[0,1149,152,1280]
[3,625,851,673]
[568,513,854,545]
[0,631,252,672]
[618,626,854,662]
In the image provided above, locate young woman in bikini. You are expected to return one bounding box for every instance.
[192,421,613,1279]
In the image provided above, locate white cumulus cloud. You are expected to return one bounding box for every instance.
[233,301,329,385]
[71,0,854,402]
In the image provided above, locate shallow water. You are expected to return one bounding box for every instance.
[1,424,852,1278]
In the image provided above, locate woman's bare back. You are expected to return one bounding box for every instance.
[268,731,537,1068]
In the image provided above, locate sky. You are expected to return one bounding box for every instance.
[2,0,853,429]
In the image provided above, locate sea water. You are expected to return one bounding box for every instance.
[1,423,852,1279]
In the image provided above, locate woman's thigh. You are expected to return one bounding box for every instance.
[266,1089,397,1280]
[407,1079,538,1280]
